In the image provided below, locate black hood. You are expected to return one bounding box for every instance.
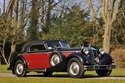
[60,48,81,51]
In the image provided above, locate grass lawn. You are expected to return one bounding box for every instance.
[0,65,125,83]
[0,77,125,83]
[0,65,10,73]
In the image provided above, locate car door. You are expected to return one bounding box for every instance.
[23,44,50,70]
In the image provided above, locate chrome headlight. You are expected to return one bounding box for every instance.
[99,49,105,55]
[82,48,89,55]
[84,50,89,55]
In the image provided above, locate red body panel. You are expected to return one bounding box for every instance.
[22,51,81,70]
[22,52,51,69]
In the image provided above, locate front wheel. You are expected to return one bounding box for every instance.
[14,60,27,77]
[96,69,112,77]
[67,58,85,78]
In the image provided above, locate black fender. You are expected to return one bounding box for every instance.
[46,53,87,72]
[9,55,27,74]
[50,49,65,60]
[66,53,87,65]
[99,53,113,65]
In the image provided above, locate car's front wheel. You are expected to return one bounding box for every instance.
[96,69,112,77]
[14,60,27,77]
[67,58,85,78]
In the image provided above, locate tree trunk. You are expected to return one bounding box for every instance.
[39,0,45,31]
[1,39,9,65]
[45,0,52,33]
[86,0,97,21]
[103,19,112,53]
[13,0,19,21]
[8,44,16,65]
[3,0,6,13]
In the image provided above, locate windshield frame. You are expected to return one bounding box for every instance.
[46,41,70,50]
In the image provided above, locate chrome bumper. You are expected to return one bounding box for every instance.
[84,64,116,71]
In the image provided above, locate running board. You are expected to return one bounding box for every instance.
[27,68,46,72]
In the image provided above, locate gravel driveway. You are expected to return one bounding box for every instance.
[0,73,125,80]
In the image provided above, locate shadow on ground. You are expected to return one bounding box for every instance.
[24,73,125,79]
[25,74,113,78]
[1,72,125,79]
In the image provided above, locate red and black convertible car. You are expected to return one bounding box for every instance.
[8,40,115,78]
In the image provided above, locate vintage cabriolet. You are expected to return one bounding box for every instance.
[8,40,115,78]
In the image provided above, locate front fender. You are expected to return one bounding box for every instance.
[67,53,87,64]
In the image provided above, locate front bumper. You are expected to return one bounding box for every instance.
[83,64,116,71]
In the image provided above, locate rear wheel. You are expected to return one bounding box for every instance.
[43,72,53,77]
[67,58,85,78]
[96,69,112,77]
[14,60,27,77]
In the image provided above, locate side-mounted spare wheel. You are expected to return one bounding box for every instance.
[14,60,27,77]
[96,53,113,77]
[67,58,85,78]
[50,52,62,66]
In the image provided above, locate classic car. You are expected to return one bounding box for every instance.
[8,40,115,78]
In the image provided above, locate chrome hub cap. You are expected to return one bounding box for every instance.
[50,54,60,66]
[16,64,24,75]
[69,62,80,76]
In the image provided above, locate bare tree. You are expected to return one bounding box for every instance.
[86,0,97,21]
[3,0,6,13]
[0,14,21,65]
[38,0,63,33]
[86,0,121,53]
[102,0,121,53]
[0,0,23,65]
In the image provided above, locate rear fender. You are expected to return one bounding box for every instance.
[10,55,27,74]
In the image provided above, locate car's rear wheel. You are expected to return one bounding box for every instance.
[96,69,112,77]
[50,53,62,66]
[67,58,85,78]
[43,72,53,77]
[14,60,27,77]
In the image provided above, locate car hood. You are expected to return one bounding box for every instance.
[60,48,81,51]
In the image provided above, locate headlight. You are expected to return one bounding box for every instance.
[100,51,105,54]
[99,49,105,55]
[82,48,89,55]
[84,50,89,55]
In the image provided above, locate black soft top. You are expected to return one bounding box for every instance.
[20,40,66,53]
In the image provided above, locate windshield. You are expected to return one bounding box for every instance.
[46,41,69,49]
